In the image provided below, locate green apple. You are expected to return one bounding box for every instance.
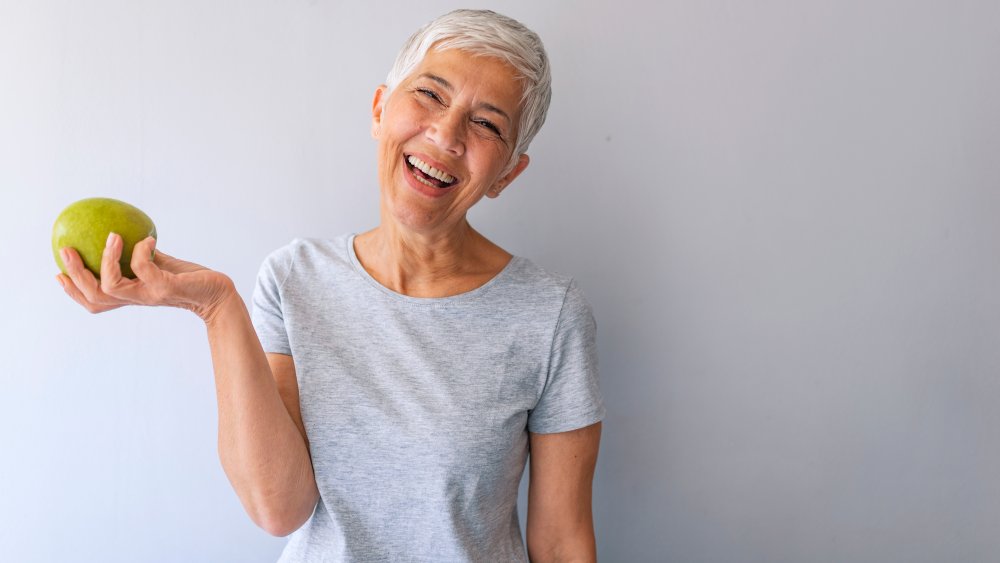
[52,197,157,279]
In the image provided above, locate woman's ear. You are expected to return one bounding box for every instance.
[371,85,388,138]
[488,154,530,198]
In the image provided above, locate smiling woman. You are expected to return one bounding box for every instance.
[364,47,530,258]
[55,9,604,563]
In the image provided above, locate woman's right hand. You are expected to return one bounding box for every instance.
[56,232,237,323]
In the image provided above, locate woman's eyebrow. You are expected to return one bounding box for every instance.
[419,73,453,91]
[418,73,512,127]
[479,102,512,127]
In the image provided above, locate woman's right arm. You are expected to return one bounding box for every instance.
[57,233,319,536]
[205,295,319,537]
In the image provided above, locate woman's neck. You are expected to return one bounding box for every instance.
[353,219,511,298]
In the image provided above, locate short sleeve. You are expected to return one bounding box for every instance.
[251,245,294,355]
[527,280,606,434]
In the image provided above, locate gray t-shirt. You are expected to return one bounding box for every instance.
[251,234,605,562]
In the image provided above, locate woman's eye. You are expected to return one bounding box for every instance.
[475,119,501,136]
[417,88,441,102]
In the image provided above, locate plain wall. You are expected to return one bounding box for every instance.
[2,0,998,561]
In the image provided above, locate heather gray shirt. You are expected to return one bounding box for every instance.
[251,234,605,562]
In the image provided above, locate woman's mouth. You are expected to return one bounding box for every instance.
[405,155,458,189]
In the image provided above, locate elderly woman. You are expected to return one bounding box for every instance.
[56,9,604,562]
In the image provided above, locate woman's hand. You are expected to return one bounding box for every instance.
[56,232,237,323]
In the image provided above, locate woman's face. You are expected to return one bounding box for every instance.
[371,48,530,235]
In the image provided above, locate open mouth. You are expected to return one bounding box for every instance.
[405,155,458,189]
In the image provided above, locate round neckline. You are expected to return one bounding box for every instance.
[346,233,520,303]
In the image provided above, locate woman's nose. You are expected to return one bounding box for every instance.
[425,111,465,156]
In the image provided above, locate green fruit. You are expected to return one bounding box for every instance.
[52,197,157,279]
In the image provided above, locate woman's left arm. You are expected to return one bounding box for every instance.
[526,422,602,563]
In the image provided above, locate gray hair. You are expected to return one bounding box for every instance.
[385,9,552,175]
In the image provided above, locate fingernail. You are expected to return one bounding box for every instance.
[107,232,117,247]
[60,248,70,263]
[56,275,66,289]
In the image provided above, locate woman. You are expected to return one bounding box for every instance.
[56,9,604,562]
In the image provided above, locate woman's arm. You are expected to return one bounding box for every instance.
[526,422,602,563]
[58,234,318,536]
[206,296,319,536]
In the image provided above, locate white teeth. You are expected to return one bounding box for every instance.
[413,173,437,188]
[407,155,455,183]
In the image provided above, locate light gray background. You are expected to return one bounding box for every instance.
[2,0,998,561]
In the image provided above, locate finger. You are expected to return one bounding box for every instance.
[126,236,173,305]
[100,232,130,296]
[60,246,104,304]
[100,232,148,303]
[152,248,174,263]
[150,248,172,270]
[130,236,162,282]
[56,273,122,314]
[151,248,187,267]
[153,249,208,274]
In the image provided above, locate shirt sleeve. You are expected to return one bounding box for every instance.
[251,245,294,356]
[527,279,606,434]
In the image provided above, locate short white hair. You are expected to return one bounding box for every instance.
[385,9,552,175]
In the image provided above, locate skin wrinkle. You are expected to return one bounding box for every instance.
[416,72,515,130]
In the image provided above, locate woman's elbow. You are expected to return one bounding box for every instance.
[251,486,319,537]
[255,501,314,537]
[258,514,303,538]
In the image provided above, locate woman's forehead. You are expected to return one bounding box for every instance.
[408,48,524,106]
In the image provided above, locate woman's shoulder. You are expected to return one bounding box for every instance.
[503,255,571,288]
[258,234,355,281]
[263,234,351,263]
[485,257,597,336]
[498,256,590,308]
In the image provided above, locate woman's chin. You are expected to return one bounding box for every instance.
[383,196,448,233]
